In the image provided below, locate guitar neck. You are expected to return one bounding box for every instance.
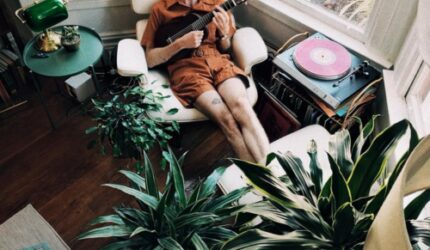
[169,0,241,43]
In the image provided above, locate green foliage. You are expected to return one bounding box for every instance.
[86,84,179,169]
[79,149,248,249]
[62,25,79,40]
[222,118,430,249]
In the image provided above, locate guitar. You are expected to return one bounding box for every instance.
[153,0,248,63]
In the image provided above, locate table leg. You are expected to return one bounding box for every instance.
[29,71,56,129]
[89,66,101,95]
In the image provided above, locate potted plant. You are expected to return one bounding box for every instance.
[78,148,249,249]
[86,81,180,172]
[61,25,80,51]
[220,118,430,249]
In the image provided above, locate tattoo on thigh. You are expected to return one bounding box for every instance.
[212,98,222,105]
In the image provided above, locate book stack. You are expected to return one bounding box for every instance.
[0,32,27,113]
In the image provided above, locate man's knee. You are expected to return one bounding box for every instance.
[216,109,241,138]
[230,97,254,124]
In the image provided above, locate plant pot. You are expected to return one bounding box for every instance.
[61,35,80,51]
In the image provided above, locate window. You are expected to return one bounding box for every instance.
[293,0,375,29]
[405,63,430,137]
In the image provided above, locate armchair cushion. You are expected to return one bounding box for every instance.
[232,27,268,74]
[117,39,148,77]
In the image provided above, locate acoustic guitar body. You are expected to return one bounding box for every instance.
[154,11,209,63]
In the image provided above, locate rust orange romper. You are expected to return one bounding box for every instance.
[141,0,248,107]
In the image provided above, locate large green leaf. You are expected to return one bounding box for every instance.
[191,233,210,250]
[204,187,249,212]
[103,184,158,210]
[307,140,323,196]
[329,129,354,178]
[221,229,332,250]
[327,154,351,208]
[332,203,354,245]
[174,212,218,230]
[199,167,226,199]
[232,159,316,212]
[348,119,409,199]
[158,237,184,250]
[233,201,290,225]
[78,225,133,240]
[405,190,430,220]
[118,170,146,191]
[144,151,159,199]
[166,147,187,208]
[352,115,379,162]
[275,152,315,204]
[89,214,124,226]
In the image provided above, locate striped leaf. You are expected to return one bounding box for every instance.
[144,151,159,199]
[103,184,158,210]
[307,139,323,196]
[352,115,379,162]
[118,170,146,191]
[329,129,354,178]
[332,203,354,245]
[89,214,124,226]
[327,154,352,208]
[158,237,184,250]
[191,233,210,250]
[174,212,218,230]
[405,190,430,220]
[78,225,133,240]
[166,147,187,208]
[199,167,226,199]
[348,119,409,199]
[232,159,316,212]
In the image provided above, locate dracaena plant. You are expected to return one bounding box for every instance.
[78,148,249,249]
[86,81,180,171]
[221,117,430,249]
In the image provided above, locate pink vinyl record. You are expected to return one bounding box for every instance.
[293,39,352,80]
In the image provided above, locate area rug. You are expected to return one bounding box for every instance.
[0,204,70,250]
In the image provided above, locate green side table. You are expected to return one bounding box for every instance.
[23,25,104,129]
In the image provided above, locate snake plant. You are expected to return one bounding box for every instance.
[221,118,430,249]
[78,148,249,250]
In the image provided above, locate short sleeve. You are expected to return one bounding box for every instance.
[140,4,163,48]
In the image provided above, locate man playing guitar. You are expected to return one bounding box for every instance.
[141,0,269,163]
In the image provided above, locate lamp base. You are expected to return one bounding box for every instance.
[36,30,61,52]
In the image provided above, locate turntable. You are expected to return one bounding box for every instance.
[273,33,380,110]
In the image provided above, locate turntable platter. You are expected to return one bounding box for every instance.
[293,39,352,80]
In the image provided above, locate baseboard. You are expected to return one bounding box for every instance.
[99,30,137,49]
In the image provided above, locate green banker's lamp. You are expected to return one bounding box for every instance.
[15,0,69,52]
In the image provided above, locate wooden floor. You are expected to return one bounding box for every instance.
[0,78,234,249]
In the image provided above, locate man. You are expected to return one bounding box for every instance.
[141,0,270,163]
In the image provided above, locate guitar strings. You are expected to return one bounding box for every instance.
[169,0,236,43]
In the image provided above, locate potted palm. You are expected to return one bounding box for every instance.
[221,118,430,249]
[78,148,249,249]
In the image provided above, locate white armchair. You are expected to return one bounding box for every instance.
[117,0,268,122]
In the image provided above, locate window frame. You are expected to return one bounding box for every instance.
[249,0,417,68]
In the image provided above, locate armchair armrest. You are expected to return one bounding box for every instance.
[232,27,268,75]
[117,39,149,79]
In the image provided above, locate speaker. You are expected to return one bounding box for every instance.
[65,72,95,102]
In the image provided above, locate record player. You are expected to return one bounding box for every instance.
[273,33,380,110]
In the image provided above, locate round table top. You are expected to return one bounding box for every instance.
[23,25,104,78]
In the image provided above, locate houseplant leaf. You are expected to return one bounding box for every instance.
[327,154,352,208]
[404,190,430,220]
[167,147,187,208]
[329,129,354,178]
[352,115,379,162]
[348,119,409,199]
[231,159,316,212]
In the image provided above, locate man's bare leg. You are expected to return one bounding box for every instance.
[218,78,270,163]
[194,90,255,162]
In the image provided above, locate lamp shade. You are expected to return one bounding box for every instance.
[16,0,68,32]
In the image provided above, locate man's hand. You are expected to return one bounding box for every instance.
[177,31,204,49]
[213,6,231,39]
